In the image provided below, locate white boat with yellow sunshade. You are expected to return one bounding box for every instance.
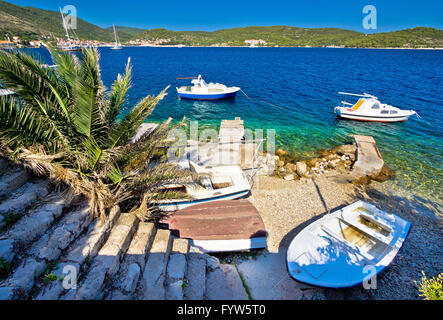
[334,92,418,122]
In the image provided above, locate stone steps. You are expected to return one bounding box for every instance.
[183,246,207,300]
[0,163,251,301]
[165,238,189,300]
[0,193,71,264]
[0,167,30,199]
[0,202,92,299]
[106,221,156,300]
[69,213,139,300]
[137,229,172,299]
[33,206,121,300]
[0,179,50,218]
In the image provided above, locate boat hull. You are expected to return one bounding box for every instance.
[154,189,250,212]
[335,107,414,122]
[178,90,239,100]
[159,200,267,252]
[286,200,411,289]
[337,113,410,122]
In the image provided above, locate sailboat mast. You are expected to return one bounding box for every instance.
[113,24,120,45]
[59,8,71,41]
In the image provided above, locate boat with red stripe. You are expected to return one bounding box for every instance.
[334,92,418,123]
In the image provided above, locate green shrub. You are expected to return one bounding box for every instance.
[416,271,443,300]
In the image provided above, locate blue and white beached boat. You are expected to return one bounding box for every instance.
[287,200,411,289]
[176,75,240,100]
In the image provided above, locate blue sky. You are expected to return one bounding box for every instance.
[6,0,443,32]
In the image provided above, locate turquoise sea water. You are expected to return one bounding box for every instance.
[26,47,443,204]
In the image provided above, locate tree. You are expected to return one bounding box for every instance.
[0,47,189,221]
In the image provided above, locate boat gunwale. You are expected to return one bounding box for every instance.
[286,200,412,289]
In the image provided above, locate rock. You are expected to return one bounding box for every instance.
[351,175,372,185]
[75,214,139,300]
[371,165,395,182]
[277,160,285,167]
[332,144,357,157]
[327,161,336,169]
[284,174,294,181]
[296,161,308,177]
[206,255,220,272]
[31,205,92,261]
[167,253,186,280]
[284,163,297,173]
[306,158,319,167]
[275,149,288,158]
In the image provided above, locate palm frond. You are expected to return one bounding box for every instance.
[105,57,132,125]
[106,87,169,149]
[71,48,106,140]
[0,49,71,122]
[0,96,57,149]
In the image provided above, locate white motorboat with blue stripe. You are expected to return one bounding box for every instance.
[176,75,240,100]
[287,200,411,288]
[334,92,417,122]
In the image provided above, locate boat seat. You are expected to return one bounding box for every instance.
[359,211,393,233]
[189,161,210,174]
[352,99,364,110]
[320,225,375,262]
[338,217,393,246]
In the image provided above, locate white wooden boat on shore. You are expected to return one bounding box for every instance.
[153,162,251,211]
[334,92,417,122]
[287,200,411,288]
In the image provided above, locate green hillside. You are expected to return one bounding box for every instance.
[343,27,443,48]
[136,26,443,48]
[105,26,148,40]
[0,0,114,41]
[0,0,442,48]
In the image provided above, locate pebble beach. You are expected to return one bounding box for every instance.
[239,174,443,299]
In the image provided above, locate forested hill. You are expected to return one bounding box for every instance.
[0,0,442,48]
[136,26,443,48]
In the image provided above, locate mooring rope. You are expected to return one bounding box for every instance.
[239,88,299,115]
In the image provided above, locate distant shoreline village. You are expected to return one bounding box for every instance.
[0,0,441,50]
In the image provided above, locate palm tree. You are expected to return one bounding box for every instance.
[0,47,189,221]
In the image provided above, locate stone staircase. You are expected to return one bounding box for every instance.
[0,163,250,300]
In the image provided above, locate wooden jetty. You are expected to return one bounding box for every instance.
[351,135,384,177]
